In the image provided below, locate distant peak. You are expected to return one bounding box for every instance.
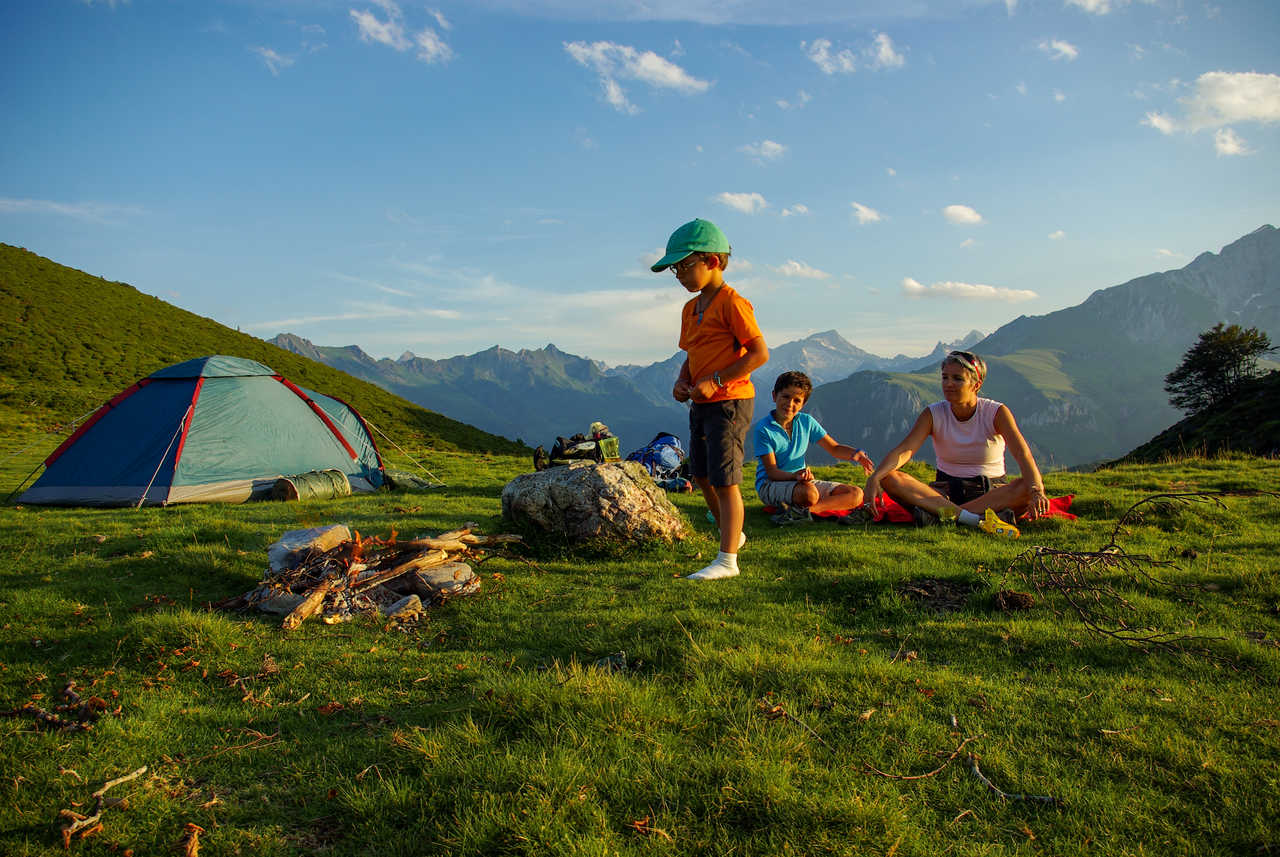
[397,351,416,362]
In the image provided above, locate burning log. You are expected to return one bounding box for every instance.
[222,524,519,630]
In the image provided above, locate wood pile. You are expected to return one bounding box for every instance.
[216,524,520,629]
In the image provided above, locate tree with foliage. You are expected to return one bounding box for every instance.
[1164,323,1276,415]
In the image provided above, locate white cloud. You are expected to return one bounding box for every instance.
[1066,0,1116,13]
[803,38,856,74]
[1038,38,1079,61]
[565,40,710,113]
[776,90,812,110]
[1142,111,1177,133]
[0,197,145,223]
[351,4,410,51]
[1214,127,1251,156]
[1054,89,1067,103]
[1181,71,1280,130]
[775,260,831,279]
[80,0,129,7]
[1016,81,1028,95]
[1005,0,1018,13]
[414,27,454,63]
[942,204,984,225]
[1155,248,1183,258]
[250,46,294,76]
[850,202,883,224]
[351,1,453,64]
[781,204,809,217]
[717,192,768,214]
[739,139,787,160]
[1049,229,1066,240]
[867,32,905,69]
[886,166,896,176]
[960,238,976,247]
[901,277,1037,302]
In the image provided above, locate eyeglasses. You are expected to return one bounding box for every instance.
[671,255,704,275]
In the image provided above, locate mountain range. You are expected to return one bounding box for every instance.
[274,225,1278,468]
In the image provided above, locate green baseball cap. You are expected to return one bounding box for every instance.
[651,218,731,272]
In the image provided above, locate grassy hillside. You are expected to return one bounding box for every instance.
[1115,370,1280,464]
[0,244,524,457]
[0,453,1276,856]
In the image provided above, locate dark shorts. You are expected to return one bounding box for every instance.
[931,470,1008,505]
[688,399,753,487]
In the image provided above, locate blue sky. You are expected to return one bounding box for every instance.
[3,0,1278,365]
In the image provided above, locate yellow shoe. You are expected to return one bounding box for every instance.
[979,508,1020,539]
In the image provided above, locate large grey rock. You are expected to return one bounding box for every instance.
[501,461,688,544]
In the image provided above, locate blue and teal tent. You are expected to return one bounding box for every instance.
[20,356,385,506]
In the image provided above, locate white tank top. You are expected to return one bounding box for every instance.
[929,398,1006,477]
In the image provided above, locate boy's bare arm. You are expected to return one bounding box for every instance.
[815,435,875,475]
[673,359,694,402]
[759,452,811,483]
[690,336,769,400]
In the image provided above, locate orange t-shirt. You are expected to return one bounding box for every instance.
[678,284,763,402]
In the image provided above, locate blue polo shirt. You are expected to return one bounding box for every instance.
[752,411,827,493]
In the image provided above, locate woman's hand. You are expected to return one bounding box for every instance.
[863,473,884,508]
[851,449,875,476]
[1027,484,1051,520]
[795,467,814,483]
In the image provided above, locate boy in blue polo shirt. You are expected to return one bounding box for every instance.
[754,371,874,523]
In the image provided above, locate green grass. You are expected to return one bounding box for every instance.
[2,453,1277,856]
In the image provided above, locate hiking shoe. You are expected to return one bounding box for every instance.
[533,446,549,471]
[771,506,812,526]
[838,508,875,526]
[979,507,1020,539]
[911,505,940,527]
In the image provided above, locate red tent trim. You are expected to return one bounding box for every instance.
[275,377,358,460]
[45,379,151,467]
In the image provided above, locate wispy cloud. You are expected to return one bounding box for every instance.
[803,32,905,74]
[350,1,454,64]
[1066,0,1119,13]
[850,202,883,224]
[1214,127,1251,156]
[0,197,145,223]
[780,204,809,217]
[739,139,787,160]
[776,90,812,110]
[564,40,710,114]
[1142,111,1176,133]
[716,192,767,214]
[80,0,129,7]
[1049,229,1066,240]
[803,38,857,74]
[867,32,905,70]
[942,204,984,225]
[250,46,294,76]
[1038,38,1079,61]
[775,260,831,279]
[901,277,1037,302]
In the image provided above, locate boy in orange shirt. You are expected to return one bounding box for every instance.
[652,219,769,580]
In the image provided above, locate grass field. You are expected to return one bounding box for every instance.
[1,451,1278,856]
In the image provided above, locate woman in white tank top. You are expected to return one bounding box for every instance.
[863,351,1051,529]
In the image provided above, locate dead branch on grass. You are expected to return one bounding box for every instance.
[1001,491,1279,656]
[1,681,108,732]
[55,765,147,848]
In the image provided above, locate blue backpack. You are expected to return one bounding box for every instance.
[626,432,687,480]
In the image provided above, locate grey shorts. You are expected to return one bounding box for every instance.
[758,478,842,508]
[688,399,753,487]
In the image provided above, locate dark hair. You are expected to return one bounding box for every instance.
[773,370,812,398]
[942,350,987,385]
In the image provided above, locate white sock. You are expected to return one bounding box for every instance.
[720,530,747,550]
[957,509,982,528]
[688,551,740,580]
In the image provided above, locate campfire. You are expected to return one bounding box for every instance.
[217,524,521,629]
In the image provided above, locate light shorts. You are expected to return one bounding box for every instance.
[757,478,843,509]
[688,399,753,487]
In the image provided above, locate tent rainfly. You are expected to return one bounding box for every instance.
[20,355,385,506]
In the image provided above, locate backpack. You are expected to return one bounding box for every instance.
[626,432,687,480]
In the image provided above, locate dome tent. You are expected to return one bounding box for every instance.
[20,355,384,506]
